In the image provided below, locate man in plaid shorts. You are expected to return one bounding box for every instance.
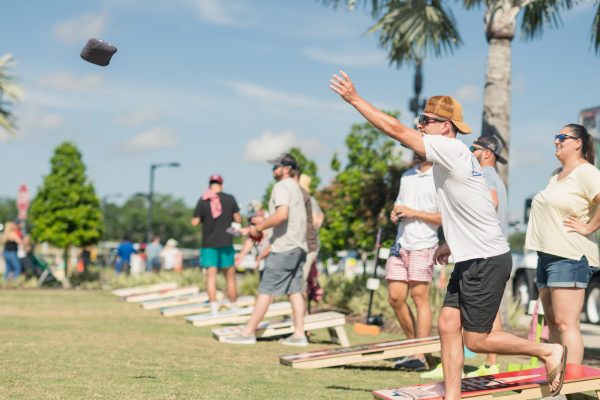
[386,153,441,371]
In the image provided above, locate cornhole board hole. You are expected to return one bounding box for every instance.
[213,311,349,346]
[112,282,177,297]
[186,301,292,327]
[161,295,255,317]
[280,336,440,369]
[372,365,600,400]
[126,287,199,303]
[141,291,224,310]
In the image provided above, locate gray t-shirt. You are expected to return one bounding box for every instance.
[269,178,308,253]
[482,166,508,239]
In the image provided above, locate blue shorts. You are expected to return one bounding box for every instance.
[536,252,592,289]
[200,246,235,268]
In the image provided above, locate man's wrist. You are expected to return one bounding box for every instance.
[255,225,263,233]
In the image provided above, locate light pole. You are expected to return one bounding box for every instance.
[408,59,426,121]
[147,162,180,243]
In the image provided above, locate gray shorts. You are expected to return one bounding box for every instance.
[259,248,306,296]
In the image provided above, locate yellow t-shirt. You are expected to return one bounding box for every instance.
[525,163,600,266]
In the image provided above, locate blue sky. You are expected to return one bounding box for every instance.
[1,0,599,228]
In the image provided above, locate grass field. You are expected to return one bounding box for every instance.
[0,288,538,400]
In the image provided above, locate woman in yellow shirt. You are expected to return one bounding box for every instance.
[525,123,600,365]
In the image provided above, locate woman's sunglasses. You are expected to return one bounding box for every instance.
[554,133,579,143]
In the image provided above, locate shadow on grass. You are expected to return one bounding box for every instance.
[326,385,373,393]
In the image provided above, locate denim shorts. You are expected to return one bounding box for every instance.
[536,252,592,289]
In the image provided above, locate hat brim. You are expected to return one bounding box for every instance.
[452,120,472,135]
[497,155,507,164]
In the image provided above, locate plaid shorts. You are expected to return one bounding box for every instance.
[385,245,437,282]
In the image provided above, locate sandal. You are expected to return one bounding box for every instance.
[547,344,568,397]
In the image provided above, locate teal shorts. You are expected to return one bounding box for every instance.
[200,246,235,268]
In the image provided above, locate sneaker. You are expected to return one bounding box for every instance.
[420,363,466,380]
[210,302,219,316]
[392,356,414,369]
[279,335,309,347]
[465,363,500,378]
[221,334,256,345]
[396,358,428,372]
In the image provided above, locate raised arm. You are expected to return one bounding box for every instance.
[330,71,426,156]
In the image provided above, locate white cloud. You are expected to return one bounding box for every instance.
[186,0,243,26]
[123,127,179,151]
[113,111,162,127]
[52,12,109,45]
[38,72,104,92]
[454,84,481,103]
[303,46,387,68]
[243,129,322,161]
[225,80,347,112]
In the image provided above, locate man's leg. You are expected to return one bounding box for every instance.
[242,293,273,336]
[438,306,464,400]
[223,266,238,303]
[388,280,415,338]
[484,313,502,366]
[288,292,305,338]
[205,267,218,302]
[540,287,586,364]
[410,281,432,338]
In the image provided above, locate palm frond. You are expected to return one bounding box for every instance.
[461,0,484,10]
[520,0,579,40]
[369,0,462,66]
[592,0,600,54]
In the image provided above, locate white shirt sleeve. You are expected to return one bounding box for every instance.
[272,182,291,208]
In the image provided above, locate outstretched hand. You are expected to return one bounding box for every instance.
[329,70,358,103]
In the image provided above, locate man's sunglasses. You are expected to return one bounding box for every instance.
[469,145,486,153]
[554,133,578,143]
[418,114,448,126]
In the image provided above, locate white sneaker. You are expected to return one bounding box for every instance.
[279,335,308,347]
[210,302,219,316]
[221,334,257,345]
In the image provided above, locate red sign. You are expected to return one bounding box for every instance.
[16,184,29,220]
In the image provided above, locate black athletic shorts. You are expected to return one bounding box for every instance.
[443,251,511,333]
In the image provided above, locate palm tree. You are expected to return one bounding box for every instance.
[322,0,600,184]
[0,53,23,137]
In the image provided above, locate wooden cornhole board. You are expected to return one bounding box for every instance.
[141,291,223,310]
[185,301,292,327]
[372,365,600,400]
[212,311,349,346]
[112,282,177,297]
[280,336,440,369]
[126,287,199,303]
[161,295,255,317]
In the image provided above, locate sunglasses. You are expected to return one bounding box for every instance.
[554,133,579,143]
[418,114,448,126]
[469,145,486,153]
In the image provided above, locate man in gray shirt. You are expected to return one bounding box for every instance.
[222,153,308,346]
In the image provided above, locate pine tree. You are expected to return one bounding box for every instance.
[29,142,103,274]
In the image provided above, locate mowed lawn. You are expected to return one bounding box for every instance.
[0,289,531,400]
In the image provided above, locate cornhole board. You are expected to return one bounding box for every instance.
[141,291,224,310]
[372,365,600,400]
[112,282,178,297]
[125,287,199,303]
[280,336,440,369]
[213,311,349,346]
[186,301,292,327]
[161,295,255,317]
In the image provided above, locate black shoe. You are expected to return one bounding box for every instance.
[397,358,428,372]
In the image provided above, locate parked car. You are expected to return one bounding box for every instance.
[511,250,600,325]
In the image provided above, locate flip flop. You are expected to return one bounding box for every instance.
[547,344,568,397]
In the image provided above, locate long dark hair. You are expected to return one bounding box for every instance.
[564,123,595,164]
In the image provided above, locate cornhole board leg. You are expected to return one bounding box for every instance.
[280,336,440,369]
[328,326,350,347]
[372,365,600,400]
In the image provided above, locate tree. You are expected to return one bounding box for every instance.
[322,0,600,185]
[102,193,201,249]
[0,54,23,137]
[29,142,103,273]
[318,112,409,259]
[261,147,322,208]
[0,197,17,225]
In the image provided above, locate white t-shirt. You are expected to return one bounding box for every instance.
[394,165,440,250]
[525,163,600,266]
[423,135,509,262]
[269,177,308,253]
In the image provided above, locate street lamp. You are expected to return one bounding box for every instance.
[147,162,180,243]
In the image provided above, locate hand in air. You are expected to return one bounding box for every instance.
[329,70,358,103]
